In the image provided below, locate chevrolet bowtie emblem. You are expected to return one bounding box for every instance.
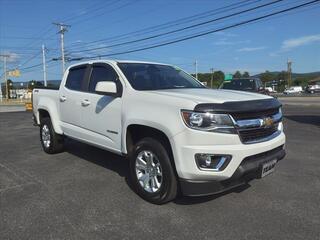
[261,117,274,127]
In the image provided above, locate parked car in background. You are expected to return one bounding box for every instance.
[283,86,303,94]
[220,78,269,95]
[265,87,277,93]
[306,84,320,94]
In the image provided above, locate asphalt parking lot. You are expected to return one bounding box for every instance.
[0,105,319,240]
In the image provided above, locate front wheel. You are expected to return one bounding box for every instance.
[129,137,178,204]
[40,117,64,154]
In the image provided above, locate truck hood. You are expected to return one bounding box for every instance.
[149,88,271,104]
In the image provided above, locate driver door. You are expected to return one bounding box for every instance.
[79,63,123,153]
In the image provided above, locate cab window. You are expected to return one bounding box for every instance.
[65,66,87,91]
[88,64,118,92]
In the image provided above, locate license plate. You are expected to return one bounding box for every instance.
[261,159,277,178]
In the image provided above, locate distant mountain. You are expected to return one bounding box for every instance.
[253,71,320,79]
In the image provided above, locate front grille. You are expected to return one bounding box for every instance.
[232,108,279,121]
[231,107,281,144]
[238,124,279,143]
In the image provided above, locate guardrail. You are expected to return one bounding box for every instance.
[0,99,31,105]
[0,99,32,111]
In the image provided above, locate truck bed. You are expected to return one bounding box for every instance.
[32,88,60,121]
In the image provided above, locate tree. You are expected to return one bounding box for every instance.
[212,71,225,88]
[1,79,14,98]
[28,80,43,90]
[293,77,309,87]
[1,83,5,97]
[192,71,225,88]
[233,71,242,79]
[277,71,287,81]
[260,71,274,84]
[243,71,250,78]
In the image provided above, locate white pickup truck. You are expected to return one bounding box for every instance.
[33,60,286,204]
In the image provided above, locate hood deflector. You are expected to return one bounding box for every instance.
[194,98,281,113]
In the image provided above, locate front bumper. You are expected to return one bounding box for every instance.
[170,126,285,181]
[180,145,286,196]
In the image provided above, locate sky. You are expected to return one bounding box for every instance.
[0,0,320,82]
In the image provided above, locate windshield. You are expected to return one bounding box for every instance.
[118,63,205,90]
[221,79,256,91]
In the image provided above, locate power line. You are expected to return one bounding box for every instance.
[0,1,132,73]
[0,36,56,40]
[59,0,119,23]
[69,0,138,26]
[68,0,177,39]
[70,0,319,60]
[67,0,258,50]
[18,63,44,71]
[69,0,284,54]
[18,51,42,68]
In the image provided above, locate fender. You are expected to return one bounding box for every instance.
[121,119,175,154]
[37,96,63,134]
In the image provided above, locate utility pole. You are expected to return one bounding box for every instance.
[0,54,10,100]
[194,60,198,80]
[210,68,214,88]
[287,59,292,87]
[42,44,47,86]
[53,23,70,75]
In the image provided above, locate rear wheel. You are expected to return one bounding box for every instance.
[40,117,64,154]
[129,137,177,204]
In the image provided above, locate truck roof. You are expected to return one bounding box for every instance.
[67,59,171,69]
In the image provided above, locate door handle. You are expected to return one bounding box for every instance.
[60,96,67,102]
[81,99,90,106]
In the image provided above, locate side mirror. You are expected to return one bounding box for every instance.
[95,81,117,95]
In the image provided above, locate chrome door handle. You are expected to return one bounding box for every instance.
[60,96,67,102]
[81,99,90,106]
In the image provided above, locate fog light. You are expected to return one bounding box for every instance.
[195,154,231,171]
[205,155,212,167]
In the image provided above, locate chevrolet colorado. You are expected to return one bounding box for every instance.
[33,60,286,204]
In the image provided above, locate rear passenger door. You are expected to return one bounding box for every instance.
[79,63,123,153]
[59,64,90,138]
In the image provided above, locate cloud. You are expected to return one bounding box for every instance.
[269,52,279,57]
[269,34,320,57]
[214,39,234,45]
[215,31,238,37]
[214,39,250,46]
[281,34,320,50]
[237,46,266,52]
[0,52,20,63]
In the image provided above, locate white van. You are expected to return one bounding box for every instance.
[283,86,303,94]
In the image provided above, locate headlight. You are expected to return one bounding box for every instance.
[181,110,236,133]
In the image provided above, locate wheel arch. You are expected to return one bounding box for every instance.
[37,106,63,134]
[125,124,177,175]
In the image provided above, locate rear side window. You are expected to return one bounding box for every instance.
[65,66,87,91]
[88,65,118,92]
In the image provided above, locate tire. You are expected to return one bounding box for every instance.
[40,117,64,154]
[129,137,178,204]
